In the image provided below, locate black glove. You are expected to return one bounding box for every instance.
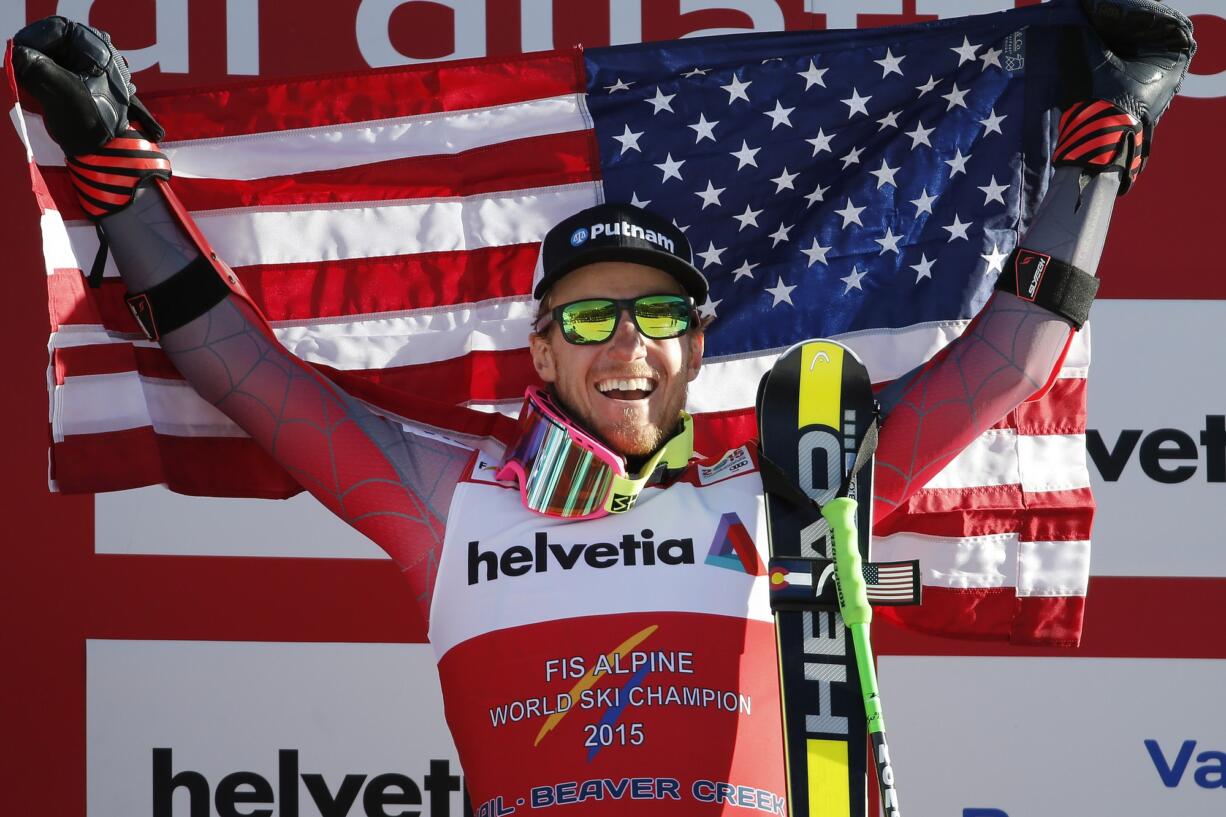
[12,16,165,155]
[1074,0,1196,141]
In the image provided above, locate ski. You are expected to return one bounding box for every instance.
[756,339,920,817]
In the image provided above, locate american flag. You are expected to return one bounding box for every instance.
[864,561,923,604]
[10,2,1093,643]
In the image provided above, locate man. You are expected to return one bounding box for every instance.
[12,1,1195,811]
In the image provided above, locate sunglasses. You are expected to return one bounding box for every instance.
[539,294,695,345]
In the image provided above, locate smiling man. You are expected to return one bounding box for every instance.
[530,205,707,463]
[11,0,1196,813]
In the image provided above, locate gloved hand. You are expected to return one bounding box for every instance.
[1057,0,1196,193]
[12,15,164,155]
[1081,0,1196,140]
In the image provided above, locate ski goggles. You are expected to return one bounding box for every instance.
[538,294,696,345]
[496,386,693,520]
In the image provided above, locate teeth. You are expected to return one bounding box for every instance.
[597,378,655,394]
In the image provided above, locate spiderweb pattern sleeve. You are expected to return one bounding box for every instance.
[157,295,471,623]
[871,291,1075,524]
[101,187,473,623]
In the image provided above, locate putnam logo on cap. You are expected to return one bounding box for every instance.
[586,220,676,254]
[570,227,590,246]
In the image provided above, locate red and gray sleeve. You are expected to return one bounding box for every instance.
[102,182,469,623]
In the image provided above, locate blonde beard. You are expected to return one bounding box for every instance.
[597,388,688,460]
[549,374,690,462]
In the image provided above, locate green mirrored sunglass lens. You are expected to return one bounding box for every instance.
[562,301,618,342]
[635,296,689,337]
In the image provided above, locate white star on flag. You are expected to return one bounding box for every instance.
[655,153,685,182]
[798,60,827,89]
[835,197,866,228]
[911,253,936,282]
[646,87,676,114]
[770,167,799,193]
[951,36,980,65]
[764,101,795,130]
[732,260,758,280]
[842,87,872,118]
[765,277,796,306]
[697,242,726,268]
[804,184,829,206]
[801,238,831,266]
[695,181,725,209]
[876,227,903,255]
[877,110,902,131]
[916,75,939,97]
[682,67,708,78]
[613,125,643,154]
[630,192,651,208]
[697,297,721,319]
[841,266,867,293]
[688,113,719,142]
[910,188,937,215]
[945,148,970,177]
[730,140,760,170]
[982,243,1010,273]
[906,121,934,149]
[722,73,752,103]
[840,146,864,168]
[979,108,1007,135]
[870,159,900,189]
[734,204,762,231]
[979,46,1003,69]
[807,128,834,156]
[875,48,905,77]
[605,77,633,93]
[769,222,793,247]
[944,214,972,242]
[978,176,1009,205]
[942,83,969,110]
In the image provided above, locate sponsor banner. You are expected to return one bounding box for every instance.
[879,655,1226,815]
[86,640,464,817]
[5,2,1224,97]
[1086,300,1226,578]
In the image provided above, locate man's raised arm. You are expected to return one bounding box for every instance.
[13,16,470,620]
[871,0,1195,521]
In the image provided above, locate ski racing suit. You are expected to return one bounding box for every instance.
[91,161,1103,811]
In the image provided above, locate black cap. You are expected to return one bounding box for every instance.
[533,202,708,302]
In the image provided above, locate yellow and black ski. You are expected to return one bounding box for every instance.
[756,340,920,817]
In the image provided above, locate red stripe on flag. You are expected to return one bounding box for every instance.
[52,427,302,498]
[354,349,540,403]
[45,129,600,220]
[50,242,543,326]
[876,586,1083,646]
[692,406,758,458]
[47,268,102,330]
[56,343,541,405]
[140,50,587,140]
[876,489,1094,541]
[1014,377,1086,434]
[877,577,1226,656]
[239,246,540,320]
